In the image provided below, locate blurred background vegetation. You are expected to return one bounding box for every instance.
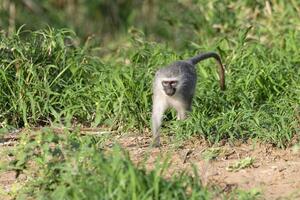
[2,0,299,49]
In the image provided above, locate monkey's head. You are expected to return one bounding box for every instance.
[161,80,178,96]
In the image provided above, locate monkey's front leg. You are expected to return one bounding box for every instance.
[175,103,187,120]
[177,111,187,120]
[151,97,167,147]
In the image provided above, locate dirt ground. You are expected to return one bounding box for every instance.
[115,135,300,200]
[1,133,300,199]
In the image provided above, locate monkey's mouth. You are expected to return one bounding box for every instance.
[165,89,176,96]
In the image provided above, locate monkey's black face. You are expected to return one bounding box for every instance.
[162,80,178,96]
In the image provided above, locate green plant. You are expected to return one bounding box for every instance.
[226,157,255,172]
[8,129,210,200]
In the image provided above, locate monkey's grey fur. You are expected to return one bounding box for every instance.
[151,52,225,147]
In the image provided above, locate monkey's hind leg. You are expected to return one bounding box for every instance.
[151,97,167,147]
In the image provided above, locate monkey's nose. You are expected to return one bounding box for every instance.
[165,89,176,96]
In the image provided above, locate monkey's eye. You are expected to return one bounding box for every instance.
[162,81,169,87]
[170,81,178,87]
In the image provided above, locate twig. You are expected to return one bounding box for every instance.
[183,149,193,164]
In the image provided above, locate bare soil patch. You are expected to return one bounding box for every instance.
[113,134,300,200]
[0,145,20,200]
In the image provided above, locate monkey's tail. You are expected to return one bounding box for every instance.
[189,52,220,65]
[189,52,226,90]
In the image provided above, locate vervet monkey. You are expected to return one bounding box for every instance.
[151,52,225,147]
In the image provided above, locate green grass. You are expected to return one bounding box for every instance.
[226,157,255,172]
[0,1,300,198]
[1,1,300,147]
[1,24,299,147]
[5,129,210,199]
[4,129,262,199]
[201,147,221,161]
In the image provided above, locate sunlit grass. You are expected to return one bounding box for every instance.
[6,129,210,199]
[1,25,299,147]
[1,1,299,199]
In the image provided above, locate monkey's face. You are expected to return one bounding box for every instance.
[161,80,178,96]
